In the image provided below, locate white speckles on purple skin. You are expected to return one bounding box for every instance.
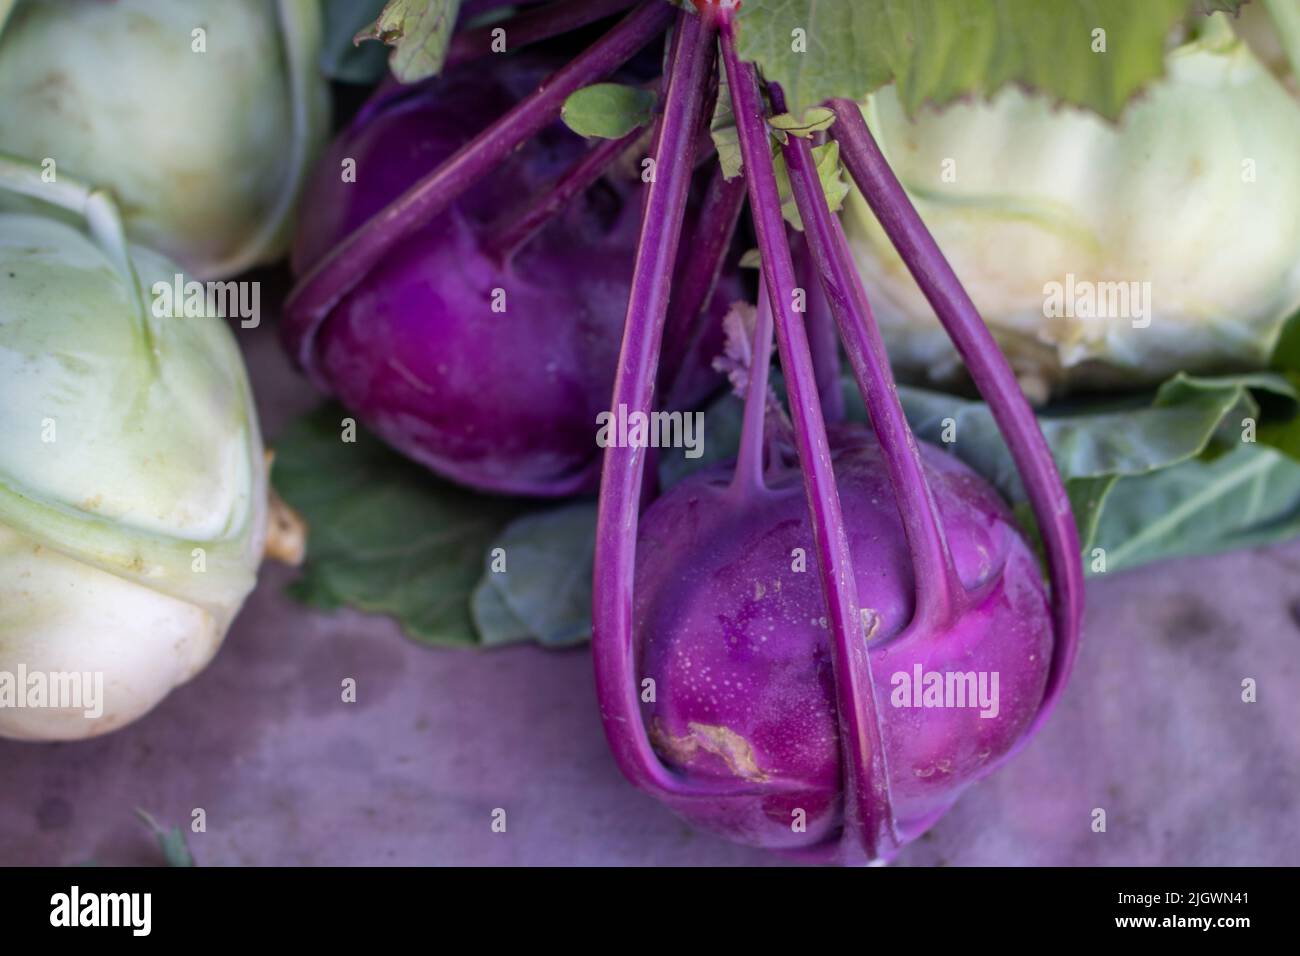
[632,427,1052,852]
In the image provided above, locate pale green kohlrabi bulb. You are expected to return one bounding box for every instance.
[843,20,1300,401]
[0,0,330,280]
[0,157,267,740]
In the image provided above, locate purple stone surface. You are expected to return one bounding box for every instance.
[1,320,1296,866]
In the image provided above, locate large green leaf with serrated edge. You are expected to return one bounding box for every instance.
[734,0,1191,120]
[273,404,526,647]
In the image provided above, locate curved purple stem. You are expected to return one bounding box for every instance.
[592,8,798,802]
[482,126,645,263]
[282,1,673,372]
[777,98,963,637]
[720,28,896,861]
[445,0,639,69]
[828,99,1084,730]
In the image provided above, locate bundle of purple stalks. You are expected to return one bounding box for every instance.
[284,0,1084,864]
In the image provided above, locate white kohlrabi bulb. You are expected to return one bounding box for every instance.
[0,193,267,740]
[0,0,330,279]
[844,24,1300,398]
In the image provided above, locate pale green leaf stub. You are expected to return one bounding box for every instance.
[136,810,196,868]
[712,55,743,180]
[156,828,196,868]
[561,83,656,139]
[356,0,462,83]
[775,140,850,230]
[734,0,1188,120]
[769,107,837,138]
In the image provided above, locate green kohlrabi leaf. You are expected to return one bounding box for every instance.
[874,372,1300,571]
[356,0,463,83]
[273,405,526,647]
[320,0,392,84]
[887,374,1295,505]
[715,76,851,226]
[274,370,1300,649]
[1270,309,1300,375]
[470,502,599,647]
[1093,445,1300,572]
[734,0,1190,120]
[561,83,656,139]
[506,367,1300,632]
[1062,475,1119,556]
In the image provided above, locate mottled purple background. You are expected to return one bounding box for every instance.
[1,322,1296,866]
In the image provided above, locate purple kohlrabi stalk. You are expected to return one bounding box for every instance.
[591,5,810,803]
[282,0,674,368]
[717,20,897,861]
[776,84,965,640]
[827,100,1084,730]
[589,0,1081,866]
